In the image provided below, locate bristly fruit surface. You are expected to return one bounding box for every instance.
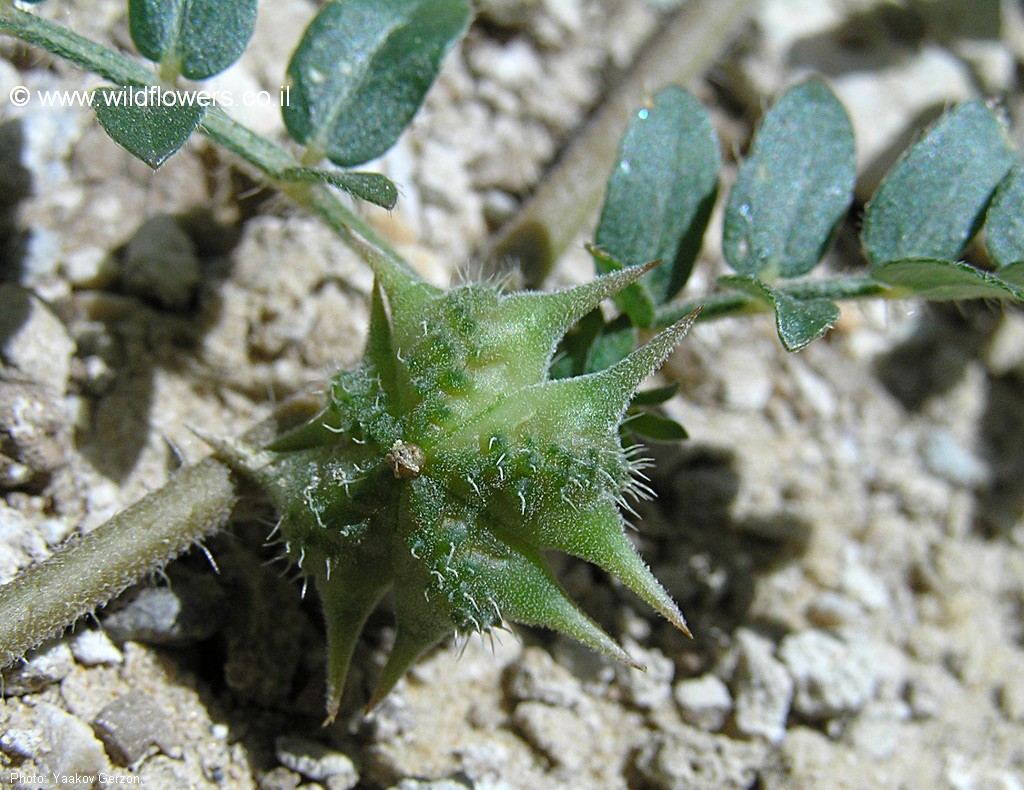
[228,260,695,722]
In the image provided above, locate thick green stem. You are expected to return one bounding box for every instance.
[777,275,891,301]
[653,276,896,327]
[487,0,756,286]
[655,291,767,326]
[0,390,321,670]
[0,459,238,667]
[0,2,413,282]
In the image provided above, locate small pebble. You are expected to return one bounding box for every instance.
[0,454,32,488]
[453,739,511,786]
[38,516,74,547]
[20,228,63,289]
[840,563,890,611]
[843,700,910,758]
[731,630,793,744]
[92,690,178,765]
[906,671,944,720]
[0,380,71,485]
[391,780,471,790]
[2,641,74,695]
[507,647,583,708]
[0,539,23,585]
[102,574,227,646]
[985,313,1024,375]
[467,37,543,92]
[30,701,111,779]
[481,189,519,229]
[0,727,43,759]
[615,641,674,710]
[633,726,766,789]
[513,701,590,772]
[76,354,116,396]
[62,245,116,288]
[779,630,898,722]
[275,736,359,787]
[718,347,773,411]
[806,592,863,627]
[550,636,616,695]
[260,766,301,790]
[70,629,123,666]
[673,674,733,731]
[0,284,75,393]
[791,363,837,419]
[953,39,1016,94]
[924,429,988,488]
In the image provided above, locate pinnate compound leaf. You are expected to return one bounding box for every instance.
[595,86,720,325]
[986,161,1024,267]
[871,259,1024,300]
[863,102,1016,265]
[719,275,840,351]
[128,0,258,80]
[284,0,471,167]
[723,79,855,279]
[278,167,398,209]
[93,87,204,168]
[624,411,688,442]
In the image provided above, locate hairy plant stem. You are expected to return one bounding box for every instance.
[0,459,238,667]
[0,391,320,670]
[487,0,757,286]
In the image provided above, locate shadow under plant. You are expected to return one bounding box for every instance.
[875,301,1024,539]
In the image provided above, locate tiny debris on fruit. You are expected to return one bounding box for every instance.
[385,440,426,479]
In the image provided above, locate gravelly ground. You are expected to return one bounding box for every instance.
[2,1,1024,788]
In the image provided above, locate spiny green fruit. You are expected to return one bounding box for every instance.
[226,254,695,722]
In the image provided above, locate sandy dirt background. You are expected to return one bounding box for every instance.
[2,0,1024,787]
